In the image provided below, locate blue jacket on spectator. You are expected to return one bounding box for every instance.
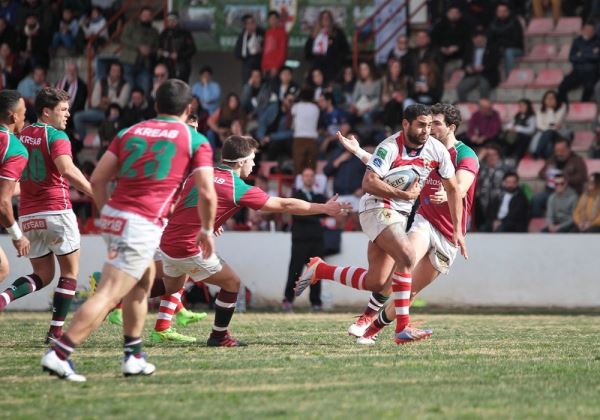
[568,34,600,73]
[323,146,365,196]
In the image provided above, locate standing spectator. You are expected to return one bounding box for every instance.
[283,167,325,312]
[121,87,155,127]
[0,16,16,49]
[17,66,47,121]
[431,5,471,69]
[18,14,50,71]
[405,30,443,78]
[475,143,513,231]
[532,138,588,216]
[55,61,87,138]
[119,7,159,94]
[532,0,561,23]
[234,14,264,86]
[304,9,350,83]
[408,60,443,106]
[489,172,530,232]
[0,42,23,88]
[464,98,502,148]
[16,0,54,30]
[503,98,536,161]
[191,66,221,116]
[73,61,130,141]
[557,22,600,103]
[530,90,567,159]
[487,2,524,75]
[381,57,411,131]
[350,61,381,125]
[292,88,320,174]
[51,7,80,53]
[573,173,600,232]
[157,12,196,83]
[261,10,288,78]
[79,7,108,51]
[542,174,578,232]
[457,31,500,102]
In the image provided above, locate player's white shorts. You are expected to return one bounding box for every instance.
[160,250,223,283]
[19,210,80,259]
[359,208,408,242]
[98,205,162,279]
[409,214,458,274]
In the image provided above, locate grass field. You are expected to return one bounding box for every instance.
[1,311,600,419]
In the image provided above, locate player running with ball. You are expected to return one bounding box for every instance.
[295,104,467,344]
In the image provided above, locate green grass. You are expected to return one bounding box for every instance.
[1,311,600,419]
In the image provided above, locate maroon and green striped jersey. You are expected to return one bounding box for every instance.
[0,125,28,183]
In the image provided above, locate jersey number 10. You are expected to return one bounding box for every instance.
[120,136,176,180]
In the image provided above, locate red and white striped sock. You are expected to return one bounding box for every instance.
[154,289,183,332]
[315,263,368,290]
[391,272,412,333]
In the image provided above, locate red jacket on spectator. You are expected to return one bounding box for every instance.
[261,25,288,74]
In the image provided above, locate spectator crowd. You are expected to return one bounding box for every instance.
[1,0,600,234]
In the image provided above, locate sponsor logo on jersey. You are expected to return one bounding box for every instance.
[372,158,383,168]
[19,136,42,146]
[376,148,387,159]
[21,218,47,232]
[97,215,127,235]
[132,127,179,139]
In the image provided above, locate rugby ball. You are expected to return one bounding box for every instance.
[382,167,420,191]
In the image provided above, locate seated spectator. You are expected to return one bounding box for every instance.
[18,14,49,71]
[431,5,471,69]
[292,87,320,174]
[261,10,288,78]
[240,68,279,142]
[542,174,578,232]
[487,2,523,75]
[0,16,16,49]
[475,143,514,230]
[463,98,502,148]
[121,87,155,127]
[530,90,568,159]
[572,173,600,232]
[73,61,130,141]
[558,22,600,104]
[336,65,356,111]
[502,98,536,160]
[120,7,159,95]
[350,61,381,125]
[304,9,349,83]
[55,61,88,143]
[149,62,169,102]
[275,66,299,102]
[191,65,221,116]
[405,30,443,78]
[79,7,108,51]
[157,11,196,83]
[207,93,246,148]
[532,0,561,23]
[488,172,530,232]
[381,57,411,131]
[408,60,442,106]
[98,103,124,146]
[51,7,80,53]
[457,31,500,102]
[532,138,588,216]
[317,92,348,156]
[0,42,23,88]
[261,92,294,160]
[387,35,410,71]
[308,67,328,101]
[17,66,47,122]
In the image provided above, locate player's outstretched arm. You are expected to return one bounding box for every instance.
[430,169,477,204]
[441,176,468,259]
[260,195,352,216]
[193,168,217,258]
[336,131,371,164]
[54,155,93,197]
[90,151,119,210]
[0,179,30,256]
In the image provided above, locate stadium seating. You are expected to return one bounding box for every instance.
[528,217,546,232]
[500,68,535,88]
[565,103,597,130]
[572,131,594,153]
[532,68,564,88]
[521,44,557,63]
[525,18,554,37]
[585,158,600,174]
[517,157,545,180]
[550,17,582,36]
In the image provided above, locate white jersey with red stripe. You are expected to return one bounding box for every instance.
[359,131,455,215]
